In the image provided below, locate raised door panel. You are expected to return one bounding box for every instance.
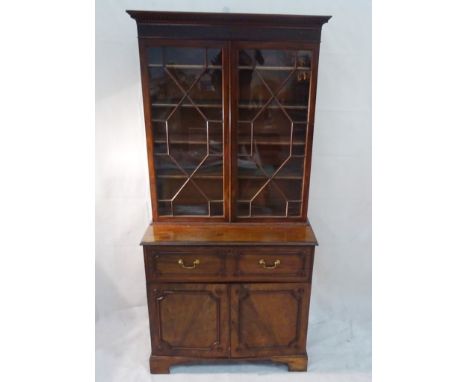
[231,283,310,357]
[231,42,320,221]
[139,40,230,221]
[147,283,229,357]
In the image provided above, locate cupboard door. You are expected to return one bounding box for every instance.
[232,43,318,220]
[231,283,310,357]
[141,41,229,220]
[147,283,229,357]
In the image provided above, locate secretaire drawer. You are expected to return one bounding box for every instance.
[144,246,227,282]
[233,246,313,282]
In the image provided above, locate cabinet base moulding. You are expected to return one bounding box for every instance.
[149,353,309,374]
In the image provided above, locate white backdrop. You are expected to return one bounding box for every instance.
[96,0,371,380]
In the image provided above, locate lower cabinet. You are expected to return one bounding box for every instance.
[146,282,311,360]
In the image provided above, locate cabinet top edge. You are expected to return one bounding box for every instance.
[126,10,331,29]
[140,223,318,246]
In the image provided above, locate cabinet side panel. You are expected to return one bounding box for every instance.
[137,39,159,221]
[301,43,321,218]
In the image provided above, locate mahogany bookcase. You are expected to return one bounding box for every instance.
[127,10,331,373]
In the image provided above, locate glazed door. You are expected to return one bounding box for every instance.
[147,283,229,357]
[140,41,229,221]
[230,283,311,357]
[231,43,318,221]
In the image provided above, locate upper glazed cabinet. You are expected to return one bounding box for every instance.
[128,11,331,222]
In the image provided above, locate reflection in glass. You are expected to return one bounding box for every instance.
[236,48,312,218]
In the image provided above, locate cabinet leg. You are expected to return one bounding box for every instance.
[149,355,171,374]
[149,354,308,373]
[271,354,308,372]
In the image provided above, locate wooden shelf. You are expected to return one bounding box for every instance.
[151,103,223,108]
[148,64,222,69]
[238,138,305,146]
[141,222,317,244]
[154,140,221,145]
[157,174,223,180]
[238,65,310,71]
[237,199,302,203]
[151,102,307,110]
[152,119,223,123]
[238,175,303,180]
[238,104,308,110]
[154,138,304,146]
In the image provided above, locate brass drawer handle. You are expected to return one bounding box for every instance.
[258,259,280,270]
[177,258,200,270]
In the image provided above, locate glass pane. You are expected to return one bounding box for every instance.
[251,183,286,216]
[148,46,224,217]
[287,201,302,217]
[165,47,205,65]
[236,48,311,218]
[210,201,224,216]
[172,181,209,216]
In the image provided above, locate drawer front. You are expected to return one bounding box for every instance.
[144,246,228,282]
[233,247,313,282]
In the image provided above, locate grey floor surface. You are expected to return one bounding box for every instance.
[96,306,371,381]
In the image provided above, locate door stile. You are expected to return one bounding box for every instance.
[229,41,239,222]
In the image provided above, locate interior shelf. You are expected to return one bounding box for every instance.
[238,104,308,110]
[154,139,222,145]
[148,64,222,69]
[151,103,309,110]
[238,138,305,146]
[151,103,223,108]
[238,175,302,180]
[153,139,304,146]
[238,65,310,71]
[157,174,223,179]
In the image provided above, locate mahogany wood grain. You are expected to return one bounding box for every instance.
[230,283,311,358]
[127,10,330,43]
[229,40,237,223]
[143,245,314,283]
[149,354,308,373]
[141,223,317,245]
[127,10,331,28]
[144,247,227,282]
[233,247,313,282]
[136,40,158,220]
[301,43,321,218]
[147,283,230,358]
